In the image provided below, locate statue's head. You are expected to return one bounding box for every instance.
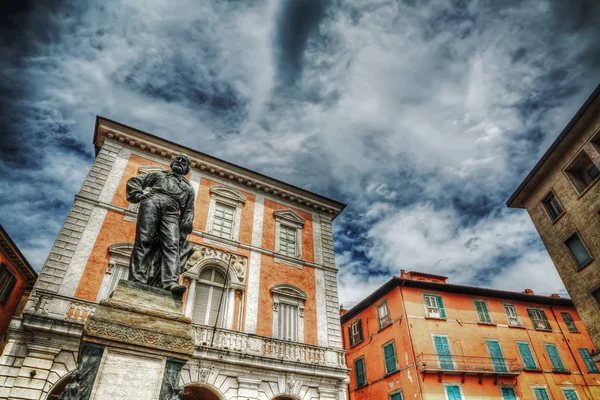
[170,154,191,175]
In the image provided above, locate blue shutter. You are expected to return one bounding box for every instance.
[434,336,454,370]
[445,385,462,400]
[534,388,550,400]
[487,341,508,372]
[544,344,565,370]
[501,387,517,400]
[517,342,537,369]
[578,348,599,372]
[436,295,446,319]
[563,389,578,400]
[384,343,397,373]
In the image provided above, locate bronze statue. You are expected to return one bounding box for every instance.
[126,154,195,294]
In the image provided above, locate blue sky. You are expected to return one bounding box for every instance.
[1,0,599,307]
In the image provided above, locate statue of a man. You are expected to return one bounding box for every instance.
[126,154,195,294]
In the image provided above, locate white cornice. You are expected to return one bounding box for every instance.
[95,119,344,217]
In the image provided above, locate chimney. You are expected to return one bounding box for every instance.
[550,294,561,298]
[523,289,534,294]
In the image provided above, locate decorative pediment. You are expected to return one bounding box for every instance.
[185,244,248,284]
[271,284,307,300]
[274,209,305,226]
[209,186,246,203]
[108,243,133,258]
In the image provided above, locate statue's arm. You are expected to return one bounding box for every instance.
[126,173,152,203]
[180,188,195,234]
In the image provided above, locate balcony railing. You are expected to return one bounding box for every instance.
[416,353,522,376]
[25,291,346,369]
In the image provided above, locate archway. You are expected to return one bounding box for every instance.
[181,384,224,400]
[44,372,73,400]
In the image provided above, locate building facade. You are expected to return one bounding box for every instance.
[507,85,600,360]
[0,117,348,400]
[341,271,600,400]
[0,225,37,350]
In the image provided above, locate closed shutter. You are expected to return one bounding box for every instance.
[436,295,446,319]
[384,343,396,373]
[355,358,366,386]
[445,385,462,400]
[501,387,517,400]
[563,389,578,400]
[517,342,537,369]
[544,344,565,370]
[487,341,507,372]
[475,300,491,323]
[193,283,211,325]
[208,285,224,327]
[434,336,454,370]
[579,348,599,372]
[390,393,402,400]
[278,303,298,341]
[533,388,550,400]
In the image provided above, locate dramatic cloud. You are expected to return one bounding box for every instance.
[1,0,598,307]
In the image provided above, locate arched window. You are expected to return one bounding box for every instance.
[192,268,227,327]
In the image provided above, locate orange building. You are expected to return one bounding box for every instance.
[0,225,37,347]
[0,117,349,400]
[341,271,600,400]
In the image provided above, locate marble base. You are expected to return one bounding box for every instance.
[80,280,194,400]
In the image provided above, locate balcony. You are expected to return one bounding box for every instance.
[416,353,522,381]
[24,290,346,370]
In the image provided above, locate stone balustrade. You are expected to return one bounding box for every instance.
[25,291,347,369]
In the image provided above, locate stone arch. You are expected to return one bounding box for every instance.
[181,383,227,400]
[43,370,75,400]
[271,395,302,400]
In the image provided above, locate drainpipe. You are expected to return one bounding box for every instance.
[399,279,425,400]
[550,300,593,400]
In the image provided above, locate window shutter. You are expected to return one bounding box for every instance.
[193,283,211,325]
[355,358,365,386]
[534,388,550,400]
[517,342,536,369]
[579,348,599,372]
[384,343,396,373]
[357,319,363,341]
[348,325,353,345]
[563,389,578,400]
[436,296,446,319]
[208,285,224,327]
[501,387,517,400]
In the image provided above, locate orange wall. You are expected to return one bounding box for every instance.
[343,283,600,400]
[0,252,29,339]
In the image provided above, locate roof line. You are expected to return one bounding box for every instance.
[0,224,38,285]
[506,84,600,207]
[93,116,347,215]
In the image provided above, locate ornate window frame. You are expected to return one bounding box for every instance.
[125,165,166,222]
[96,243,133,301]
[274,209,305,260]
[271,284,307,343]
[205,186,246,242]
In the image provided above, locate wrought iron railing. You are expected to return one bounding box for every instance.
[416,353,522,375]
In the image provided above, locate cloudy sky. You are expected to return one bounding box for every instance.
[1,0,599,307]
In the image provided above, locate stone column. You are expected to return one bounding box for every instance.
[237,377,261,399]
[184,279,197,319]
[226,288,235,329]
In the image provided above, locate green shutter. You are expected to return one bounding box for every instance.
[578,348,599,372]
[487,341,507,372]
[384,343,397,373]
[563,389,578,400]
[544,344,565,370]
[436,295,446,319]
[534,388,550,400]
[355,358,366,386]
[501,387,517,400]
[357,319,364,341]
[517,342,537,369]
[475,300,491,323]
[445,385,462,400]
[390,393,402,400]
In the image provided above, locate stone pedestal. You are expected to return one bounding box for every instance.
[77,280,194,400]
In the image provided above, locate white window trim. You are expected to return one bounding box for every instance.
[443,383,465,400]
[271,284,307,343]
[125,166,167,222]
[96,243,133,301]
[206,186,246,241]
[423,293,441,319]
[274,209,305,260]
[530,385,552,400]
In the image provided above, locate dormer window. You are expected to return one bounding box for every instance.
[274,209,305,259]
[125,166,166,221]
[206,186,246,241]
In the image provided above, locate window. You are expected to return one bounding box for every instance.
[565,151,599,194]
[192,268,227,327]
[383,341,398,374]
[527,308,551,330]
[561,312,578,333]
[348,319,364,347]
[271,284,306,343]
[542,191,564,221]
[487,340,508,372]
[423,294,446,319]
[564,233,592,269]
[377,301,392,329]
[562,388,579,400]
[434,335,454,370]
[445,385,463,400]
[503,303,521,327]
[517,341,538,370]
[578,348,599,372]
[533,387,550,400]
[389,391,403,400]
[0,263,16,304]
[354,357,366,387]
[274,209,305,259]
[501,387,518,400]
[96,243,133,301]
[206,186,246,241]
[544,343,566,371]
[474,299,492,323]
